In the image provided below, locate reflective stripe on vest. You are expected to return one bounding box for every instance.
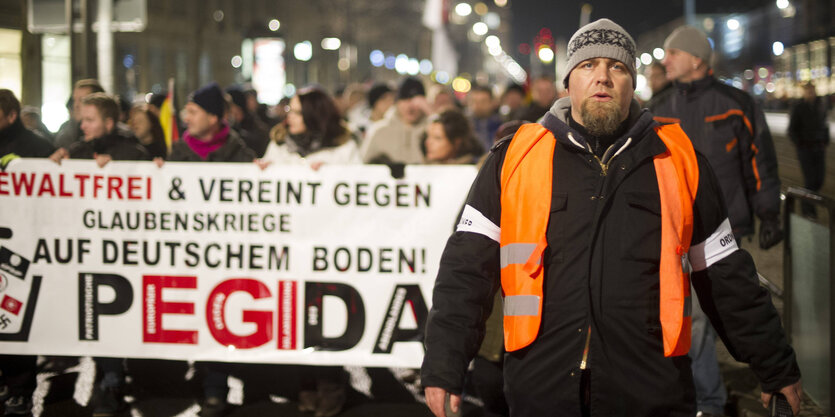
[499,122,698,357]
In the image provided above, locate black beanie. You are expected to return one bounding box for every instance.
[397,77,425,100]
[226,87,248,111]
[368,83,394,108]
[189,82,226,118]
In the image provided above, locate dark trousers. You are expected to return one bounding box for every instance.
[0,355,37,397]
[471,356,508,417]
[796,146,827,215]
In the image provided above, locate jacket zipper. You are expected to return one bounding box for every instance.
[580,326,592,369]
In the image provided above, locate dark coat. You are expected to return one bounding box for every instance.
[788,98,829,149]
[0,119,56,158]
[67,129,150,161]
[421,99,799,416]
[168,129,256,163]
[649,76,781,237]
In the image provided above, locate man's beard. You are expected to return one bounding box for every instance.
[580,99,623,136]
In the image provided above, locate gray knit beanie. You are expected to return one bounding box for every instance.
[664,25,712,63]
[562,18,637,89]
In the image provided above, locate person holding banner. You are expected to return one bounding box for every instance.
[0,89,55,416]
[421,18,802,417]
[167,82,256,164]
[128,104,168,160]
[258,86,354,417]
[49,93,150,166]
[259,87,361,169]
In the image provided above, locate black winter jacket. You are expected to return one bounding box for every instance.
[0,119,55,158]
[67,129,150,161]
[168,129,256,162]
[649,76,781,237]
[421,98,799,416]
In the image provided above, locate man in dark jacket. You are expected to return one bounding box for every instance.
[169,82,256,163]
[788,82,829,218]
[649,25,785,415]
[0,89,55,159]
[421,19,802,417]
[167,82,255,417]
[650,26,782,247]
[0,89,54,416]
[58,92,150,162]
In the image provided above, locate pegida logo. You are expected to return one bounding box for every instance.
[0,244,42,341]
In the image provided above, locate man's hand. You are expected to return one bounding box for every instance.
[425,386,461,417]
[153,157,165,168]
[761,380,803,415]
[94,153,111,168]
[253,158,272,170]
[759,217,784,249]
[49,148,68,165]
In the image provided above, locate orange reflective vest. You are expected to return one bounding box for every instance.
[499,123,699,357]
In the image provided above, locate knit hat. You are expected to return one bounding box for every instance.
[562,18,637,89]
[664,25,712,63]
[189,82,226,118]
[225,87,248,111]
[368,83,394,108]
[397,77,426,100]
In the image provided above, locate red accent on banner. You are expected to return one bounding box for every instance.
[1,295,22,315]
[206,278,273,349]
[142,275,198,344]
[277,281,297,350]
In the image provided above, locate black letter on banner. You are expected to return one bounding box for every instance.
[77,273,134,341]
[373,284,428,354]
[303,282,364,351]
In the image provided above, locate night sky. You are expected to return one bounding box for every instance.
[511,0,775,46]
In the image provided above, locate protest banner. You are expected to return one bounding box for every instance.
[0,159,477,368]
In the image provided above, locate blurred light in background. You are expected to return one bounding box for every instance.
[472,22,488,36]
[268,19,280,31]
[640,53,652,66]
[772,41,784,56]
[452,77,472,93]
[230,55,242,68]
[395,54,409,74]
[652,48,665,60]
[455,3,472,17]
[321,38,341,50]
[538,46,554,63]
[419,59,433,75]
[370,50,385,67]
[294,41,312,61]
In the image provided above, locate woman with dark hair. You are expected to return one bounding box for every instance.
[128,105,167,159]
[422,109,483,164]
[260,87,360,166]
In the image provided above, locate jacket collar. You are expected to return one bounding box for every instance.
[542,97,659,164]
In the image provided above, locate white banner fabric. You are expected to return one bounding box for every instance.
[0,159,477,368]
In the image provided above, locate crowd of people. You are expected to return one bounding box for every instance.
[0,17,826,417]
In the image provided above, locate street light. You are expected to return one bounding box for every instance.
[455,3,472,17]
[772,41,785,56]
[268,19,280,31]
[473,22,488,36]
[321,38,341,50]
[294,41,312,61]
[538,46,554,64]
[726,18,740,31]
[776,0,789,9]
[485,35,500,49]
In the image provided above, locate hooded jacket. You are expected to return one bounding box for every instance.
[649,76,781,237]
[421,97,799,416]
